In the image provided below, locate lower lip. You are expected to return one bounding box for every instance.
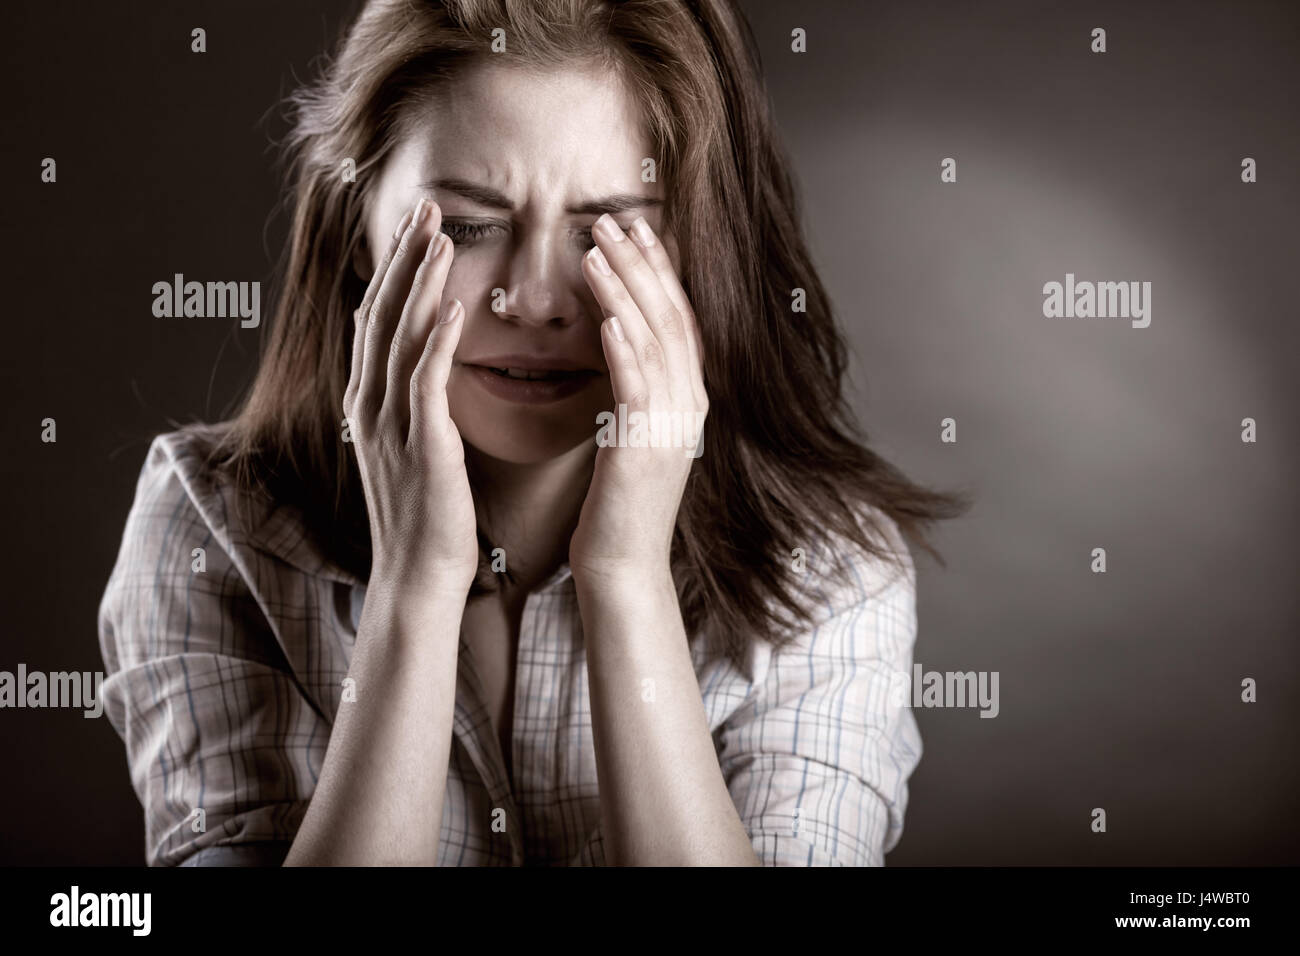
[464,365,599,404]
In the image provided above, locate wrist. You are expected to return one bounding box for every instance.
[572,557,674,597]
[352,571,469,654]
[369,561,475,600]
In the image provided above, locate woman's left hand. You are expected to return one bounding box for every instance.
[568,213,709,581]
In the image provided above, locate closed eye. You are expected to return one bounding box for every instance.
[439,219,596,251]
[439,219,503,246]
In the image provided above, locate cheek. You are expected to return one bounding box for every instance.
[441,254,492,310]
[359,215,392,281]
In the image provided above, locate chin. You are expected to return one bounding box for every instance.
[461,427,591,465]
[451,400,603,466]
[447,371,611,464]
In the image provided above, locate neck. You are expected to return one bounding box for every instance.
[465,440,597,594]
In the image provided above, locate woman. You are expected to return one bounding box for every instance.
[98,0,968,866]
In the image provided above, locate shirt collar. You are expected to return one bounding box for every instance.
[241,498,364,587]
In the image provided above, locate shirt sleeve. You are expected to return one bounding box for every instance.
[716,539,922,866]
[97,434,324,867]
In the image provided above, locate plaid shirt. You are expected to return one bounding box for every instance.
[97,424,922,866]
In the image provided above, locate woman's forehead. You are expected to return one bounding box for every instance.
[401,61,654,179]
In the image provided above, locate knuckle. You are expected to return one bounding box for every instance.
[354,392,378,422]
[640,340,664,369]
[654,305,683,336]
[342,417,360,446]
[630,256,658,283]
[615,349,639,374]
[409,370,430,401]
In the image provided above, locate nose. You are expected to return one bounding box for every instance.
[495,227,588,329]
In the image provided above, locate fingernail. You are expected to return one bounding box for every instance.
[630,217,655,246]
[587,246,612,276]
[424,232,447,263]
[393,209,413,239]
[595,214,626,241]
[413,197,430,224]
[439,298,463,325]
[607,315,625,342]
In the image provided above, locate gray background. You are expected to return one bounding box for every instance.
[1,0,1295,864]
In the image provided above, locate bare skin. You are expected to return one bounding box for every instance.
[288,61,757,865]
[285,194,475,865]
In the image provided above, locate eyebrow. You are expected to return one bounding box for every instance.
[419,177,663,216]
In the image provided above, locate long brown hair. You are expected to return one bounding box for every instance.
[208,0,972,671]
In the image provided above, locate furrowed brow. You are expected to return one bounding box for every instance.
[565,194,664,216]
[420,178,662,216]
[420,178,514,209]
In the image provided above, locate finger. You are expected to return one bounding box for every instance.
[628,216,708,410]
[408,297,465,448]
[346,206,413,422]
[343,307,368,426]
[384,209,453,430]
[359,197,439,423]
[588,214,692,405]
[599,314,646,411]
[584,247,671,410]
[357,207,413,328]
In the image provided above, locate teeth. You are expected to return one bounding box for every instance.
[489,367,567,380]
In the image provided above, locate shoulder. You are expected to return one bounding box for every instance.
[696,501,916,715]
[754,501,917,696]
[96,426,245,692]
[98,422,359,662]
[111,421,341,580]
[98,423,255,637]
[824,501,914,604]
[105,422,289,586]
[781,499,916,642]
[123,422,245,548]
[710,503,924,864]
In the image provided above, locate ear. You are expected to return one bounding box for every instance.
[351,234,375,282]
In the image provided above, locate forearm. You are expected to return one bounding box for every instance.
[284,574,466,866]
[576,566,759,866]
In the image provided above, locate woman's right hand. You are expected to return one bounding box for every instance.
[343,197,477,593]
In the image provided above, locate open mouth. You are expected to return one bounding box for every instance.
[482,366,593,381]
[465,363,600,403]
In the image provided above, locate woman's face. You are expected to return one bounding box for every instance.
[362,61,677,465]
